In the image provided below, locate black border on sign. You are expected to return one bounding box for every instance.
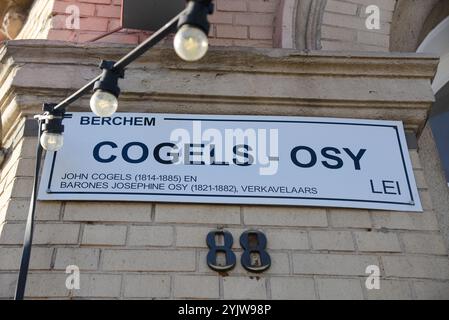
[45,117,415,206]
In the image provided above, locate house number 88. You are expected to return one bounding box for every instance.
[206,230,271,273]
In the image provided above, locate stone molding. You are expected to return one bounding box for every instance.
[274,0,326,50]
[0,40,439,146]
[390,0,439,52]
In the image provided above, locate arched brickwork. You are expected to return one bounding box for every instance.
[275,0,397,52]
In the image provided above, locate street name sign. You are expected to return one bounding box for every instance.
[38,113,422,212]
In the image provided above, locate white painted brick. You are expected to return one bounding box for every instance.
[223,276,267,299]
[34,223,80,245]
[0,247,53,270]
[354,231,401,252]
[0,223,80,245]
[316,278,363,300]
[74,274,122,298]
[310,231,355,251]
[3,200,61,221]
[326,0,358,15]
[244,206,328,227]
[292,253,379,276]
[123,274,171,298]
[357,30,389,47]
[0,223,24,244]
[321,25,356,42]
[265,229,309,250]
[0,273,16,298]
[128,225,174,247]
[25,273,69,297]
[26,272,122,298]
[401,233,448,255]
[323,12,364,30]
[10,178,33,198]
[329,208,372,228]
[365,280,412,300]
[156,204,240,225]
[346,0,396,11]
[102,249,196,272]
[176,226,215,248]
[1,155,19,184]
[54,248,100,271]
[64,202,152,222]
[15,158,36,177]
[176,226,244,249]
[36,201,61,220]
[18,138,39,158]
[382,256,449,280]
[372,210,440,231]
[413,281,449,300]
[174,275,219,299]
[270,277,316,300]
[0,185,13,209]
[82,224,127,246]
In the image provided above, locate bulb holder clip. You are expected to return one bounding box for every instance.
[178,0,214,35]
[41,103,65,134]
[93,60,125,98]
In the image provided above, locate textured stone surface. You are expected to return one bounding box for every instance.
[223,277,267,299]
[174,275,220,299]
[270,277,316,300]
[123,274,171,299]
[316,278,364,300]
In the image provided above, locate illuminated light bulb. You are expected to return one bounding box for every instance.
[174,25,209,62]
[40,132,64,151]
[90,90,118,117]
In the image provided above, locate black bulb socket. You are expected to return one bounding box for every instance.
[42,103,65,134]
[93,60,125,98]
[178,0,214,35]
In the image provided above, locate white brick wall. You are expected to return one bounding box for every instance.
[316,278,364,300]
[0,130,448,300]
[123,274,170,299]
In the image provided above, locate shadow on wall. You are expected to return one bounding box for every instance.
[0,0,34,41]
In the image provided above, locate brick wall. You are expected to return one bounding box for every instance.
[321,0,396,52]
[0,38,447,299]
[42,0,279,47]
[16,0,404,52]
[0,134,448,299]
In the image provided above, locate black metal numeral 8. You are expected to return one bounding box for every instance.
[206,230,236,272]
[240,230,271,273]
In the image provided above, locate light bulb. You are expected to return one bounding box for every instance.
[40,132,64,151]
[90,90,118,117]
[174,25,209,62]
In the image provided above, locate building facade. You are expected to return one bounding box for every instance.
[0,0,448,299]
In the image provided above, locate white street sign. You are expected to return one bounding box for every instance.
[38,113,422,212]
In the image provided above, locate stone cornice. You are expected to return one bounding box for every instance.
[0,40,439,77]
[0,40,440,145]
